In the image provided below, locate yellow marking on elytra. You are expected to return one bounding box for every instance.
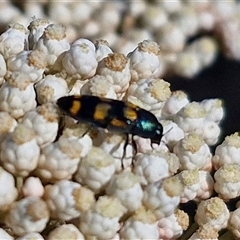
[93,103,111,121]
[111,118,127,128]
[124,107,137,121]
[70,100,81,115]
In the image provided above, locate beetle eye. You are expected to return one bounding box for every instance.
[156,129,161,135]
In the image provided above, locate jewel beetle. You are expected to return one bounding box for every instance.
[57,95,163,163]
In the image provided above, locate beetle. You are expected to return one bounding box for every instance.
[57,95,163,165]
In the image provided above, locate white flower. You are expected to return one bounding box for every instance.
[133,151,170,185]
[21,177,44,198]
[202,120,221,146]
[69,79,88,95]
[93,2,121,35]
[72,38,96,50]
[106,170,143,213]
[156,22,186,53]
[80,74,117,99]
[188,36,218,68]
[174,102,207,135]
[160,120,184,151]
[212,132,240,170]
[174,50,202,78]
[174,36,218,77]
[214,164,240,200]
[36,134,91,183]
[61,123,93,158]
[79,196,124,239]
[97,53,131,98]
[74,146,116,194]
[49,2,94,27]
[124,29,153,52]
[47,224,85,240]
[198,9,215,31]
[162,90,189,117]
[158,209,189,239]
[128,0,146,17]
[1,124,40,177]
[61,38,97,80]
[141,5,168,31]
[172,5,199,37]
[200,98,224,123]
[34,23,70,71]
[126,78,171,115]
[80,19,100,39]
[214,1,237,21]
[216,11,240,60]
[35,74,68,104]
[0,166,18,211]
[195,170,214,201]
[177,169,200,203]
[5,196,49,236]
[119,206,159,240]
[0,73,36,119]
[22,3,46,23]
[134,139,179,172]
[44,180,95,221]
[0,1,21,26]
[98,132,133,171]
[133,135,168,154]
[188,224,219,240]
[128,40,161,82]
[95,39,113,62]
[143,176,183,219]
[173,133,212,170]
[47,2,73,26]
[6,49,47,83]
[21,103,59,146]
[227,208,240,238]
[0,23,27,60]
[195,197,230,231]
[28,18,51,50]
[0,111,17,145]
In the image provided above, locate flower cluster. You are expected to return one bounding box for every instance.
[1,1,240,80]
[0,11,238,239]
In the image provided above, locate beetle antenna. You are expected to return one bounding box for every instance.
[163,126,173,136]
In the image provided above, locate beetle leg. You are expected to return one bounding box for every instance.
[131,135,137,164]
[121,134,129,169]
[81,124,93,136]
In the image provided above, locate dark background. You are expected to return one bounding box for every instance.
[166,53,240,149]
